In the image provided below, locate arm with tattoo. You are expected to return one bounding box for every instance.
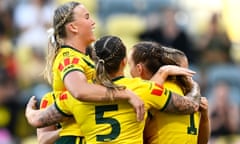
[25,96,68,128]
[163,81,201,114]
[164,92,199,114]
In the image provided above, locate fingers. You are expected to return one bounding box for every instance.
[25,96,38,125]
[136,102,145,122]
[129,95,145,122]
[25,96,38,117]
[199,97,208,110]
[200,97,208,105]
[200,103,206,110]
[177,67,196,76]
[27,96,37,109]
[163,65,196,76]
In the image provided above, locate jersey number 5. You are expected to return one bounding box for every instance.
[95,105,121,142]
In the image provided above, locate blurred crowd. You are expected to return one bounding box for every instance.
[0,0,240,143]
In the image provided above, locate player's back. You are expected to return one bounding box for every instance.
[144,81,200,144]
[56,76,171,144]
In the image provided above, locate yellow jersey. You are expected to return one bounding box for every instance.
[39,92,55,110]
[52,45,95,137]
[55,76,172,144]
[39,92,63,130]
[144,81,200,144]
[52,45,95,91]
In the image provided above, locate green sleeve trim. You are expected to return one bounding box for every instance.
[160,91,172,112]
[82,57,95,68]
[53,93,56,100]
[54,102,73,117]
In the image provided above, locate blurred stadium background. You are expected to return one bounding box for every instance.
[0,0,240,143]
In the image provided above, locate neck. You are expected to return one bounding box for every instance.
[109,70,124,80]
[109,60,126,79]
[64,37,88,54]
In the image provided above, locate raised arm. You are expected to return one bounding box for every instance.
[150,65,195,85]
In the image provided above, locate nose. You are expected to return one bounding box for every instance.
[91,18,95,26]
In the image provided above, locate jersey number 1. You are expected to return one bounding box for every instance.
[187,113,197,135]
[95,105,120,142]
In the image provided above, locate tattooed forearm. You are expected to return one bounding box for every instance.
[164,92,199,114]
[37,105,65,128]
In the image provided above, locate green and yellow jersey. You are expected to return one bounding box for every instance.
[54,76,172,144]
[39,92,64,131]
[40,92,55,110]
[52,45,95,91]
[144,81,200,144]
[51,45,95,139]
[40,92,83,140]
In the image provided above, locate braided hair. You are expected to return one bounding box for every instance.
[92,35,126,90]
[43,1,81,84]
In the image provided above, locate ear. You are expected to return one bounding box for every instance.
[122,57,127,66]
[119,58,127,70]
[67,22,78,33]
[136,63,143,76]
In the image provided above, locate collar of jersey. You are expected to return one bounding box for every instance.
[111,76,124,82]
[61,45,86,55]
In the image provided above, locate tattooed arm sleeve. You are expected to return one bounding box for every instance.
[26,103,67,128]
[163,80,201,114]
[163,91,199,114]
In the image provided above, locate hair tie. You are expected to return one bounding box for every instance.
[47,28,56,45]
[99,59,105,64]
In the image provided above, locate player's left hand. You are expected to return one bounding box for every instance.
[199,97,208,117]
[25,96,38,126]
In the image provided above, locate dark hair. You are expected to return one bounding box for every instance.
[131,41,164,75]
[132,41,192,94]
[161,46,187,67]
[93,35,126,90]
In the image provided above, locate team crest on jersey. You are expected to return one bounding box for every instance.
[63,51,69,57]
[41,100,48,109]
[58,57,80,72]
[59,93,68,100]
[151,83,163,96]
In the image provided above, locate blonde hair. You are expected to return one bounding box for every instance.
[43,1,81,84]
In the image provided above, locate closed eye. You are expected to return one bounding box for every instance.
[85,13,89,19]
